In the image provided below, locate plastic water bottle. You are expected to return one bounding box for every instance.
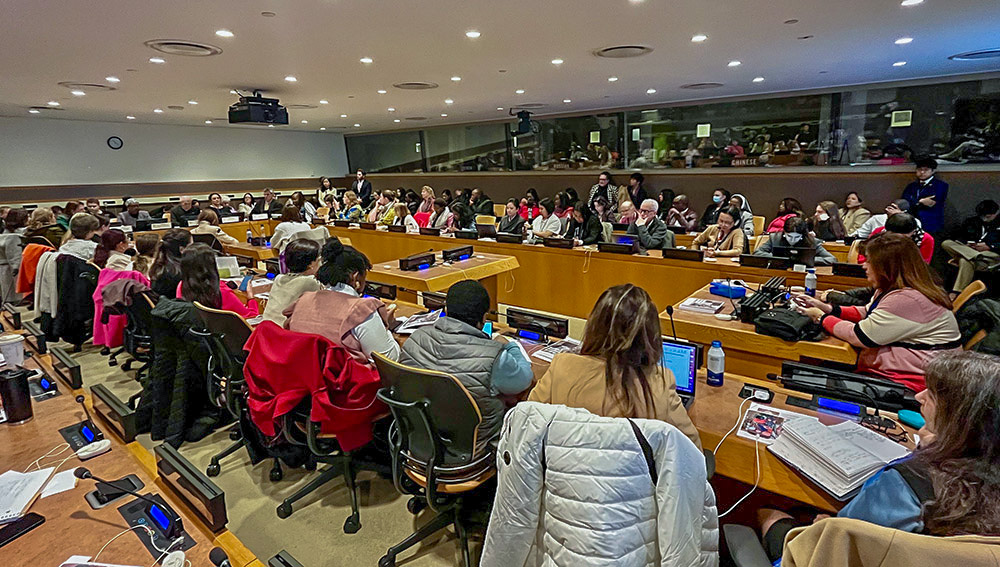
[805,268,817,297]
[707,341,725,387]
[246,229,252,244]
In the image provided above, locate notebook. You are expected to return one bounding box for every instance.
[0,467,54,524]
[768,419,910,500]
[677,297,725,314]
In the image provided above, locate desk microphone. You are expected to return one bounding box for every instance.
[74,467,184,538]
[665,305,677,340]
[209,547,232,567]
[75,395,104,441]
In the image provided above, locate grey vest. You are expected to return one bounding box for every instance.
[400,316,505,455]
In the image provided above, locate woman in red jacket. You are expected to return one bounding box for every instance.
[177,243,259,318]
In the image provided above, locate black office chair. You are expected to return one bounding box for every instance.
[121,291,157,409]
[372,352,496,567]
[191,302,282,480]
[191,232,225,252]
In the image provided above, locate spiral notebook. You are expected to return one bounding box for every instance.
[0,467,54,524]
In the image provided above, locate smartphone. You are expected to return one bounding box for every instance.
[0,513,45,548]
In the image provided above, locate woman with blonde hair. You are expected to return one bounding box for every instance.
[529,283,701,449]
[339,190,363,222]
[418,186,435,213]
[25,207,66,246]
[391,203,419,232]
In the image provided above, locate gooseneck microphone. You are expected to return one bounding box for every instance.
[665,305,678,340]
[74,467,184,538]
[209,547,232,567]
[75,395,104,441]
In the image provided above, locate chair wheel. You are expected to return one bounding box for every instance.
[276,503,293,519]
[229,429,241,441]
[406,497,426,515]
[343,515,361,534]
[206,463,221,477]
[108,359,118,367]
[378,555,395,567]
[100,347,110,356]
[122,361,133,371]
[270,467,283,482]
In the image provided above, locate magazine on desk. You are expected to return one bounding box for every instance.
[678,297,726,314]
[531,338,581,362]
[394,309,443,335]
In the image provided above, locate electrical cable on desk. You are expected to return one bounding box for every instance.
[24,442,71,472]
[92,525,157,563]
[582,249,592,274]
[505,270,515,293]
[712,396,761,518]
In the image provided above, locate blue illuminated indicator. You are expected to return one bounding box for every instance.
[148,504,171,531]
[458,254,470,261]
[817,397,862,415]
[81,425,95,442]
[517,330,542,341]
[418,263,430,270]
[40,378,51,389]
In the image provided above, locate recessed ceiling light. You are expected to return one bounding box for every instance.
[515,89,525,94]
[105,76,120,83]
[465,30,481,38]
[301,120,308,124]
[608,76,618,82]
[377,89,387,94]
[900,0,923,5]
[284,76,297,82]
[188,100,198,105]
[47,101,60,106]
[646,88,657,94]
[354,123,360,127]
[727,60,741,67]
[261,11,276,17]
[451,76,461,82]
[126,115,135,120]
[360,57,373,64]
[893,60,907,66]
[205,120,212,124]
[71,90,86,96]
[895,37,913,44]
[387,107,395,112]
[551,58,563,65]
[341,114,348,118]
[444,98,454,104]
[753,77,765,83]
[268,124,274,128]
[497,107,504,111]
[394,119,401,123]
[215,29,234,38]
[691,34,707,42]
[441,113,448,117]
[149,57,165,64]
[320,127,326,130]
[563,99,572,103]
[319,100,329,104]
[783,19,799,24]
[28,109,40,114]
[230,89,238,94]
[153,108,163,113]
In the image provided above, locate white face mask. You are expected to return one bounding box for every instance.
[818,213,830,222]
[785,233,804,246]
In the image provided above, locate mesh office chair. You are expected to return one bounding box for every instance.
[189,301,280,480]
[122,291,157,409]
[372,353,497,567]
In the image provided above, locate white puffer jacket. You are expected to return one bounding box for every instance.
[482,402,718,567]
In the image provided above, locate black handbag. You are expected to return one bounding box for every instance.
[753,308,824,342]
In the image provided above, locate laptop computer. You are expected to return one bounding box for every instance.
[771,246,818,268]
[661,338,702,409]
[476,223,498,239]
[740,254,792,270]
[832,262,866,278]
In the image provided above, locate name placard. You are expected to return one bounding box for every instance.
[151,222,171,230]
[251,213,268,221]
[221,216,239,224]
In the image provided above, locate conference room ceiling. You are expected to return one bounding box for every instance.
[2,0,999,134]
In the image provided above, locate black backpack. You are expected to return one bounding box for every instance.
[753,308,825,342]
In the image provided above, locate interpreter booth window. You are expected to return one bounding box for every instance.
[515,113,625,171]
[346,130,425,173]
[831,78,1000,166]
[623,95,827,169]
[424,123,510,172]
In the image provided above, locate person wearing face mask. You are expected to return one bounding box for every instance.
[754,216,836,265]
[840,191,871,237]
[941,199,1000,298]
[283,238,399,363]
[809,201,847,241]
[855,199,921,239]
[690,206,745,258]
[754,351,1000,565]
[699,188,731,230]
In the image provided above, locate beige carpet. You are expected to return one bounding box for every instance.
[75,344,478,566]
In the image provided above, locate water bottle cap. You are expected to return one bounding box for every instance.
[711,340,722,347]
[807,268,815,273]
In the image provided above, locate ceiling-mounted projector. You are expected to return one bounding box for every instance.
[229,90,288,125]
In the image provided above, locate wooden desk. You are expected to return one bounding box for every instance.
[674,233,850,262]
[0,354,260,567]
[371,252,518,311]
[663,285,857,378]
[327,227,869,320]
[222,243,277,261]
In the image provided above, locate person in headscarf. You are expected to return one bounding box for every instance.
[729,193,756,237]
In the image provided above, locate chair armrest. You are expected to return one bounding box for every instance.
[704,449,716,480]
[723,524,773,567]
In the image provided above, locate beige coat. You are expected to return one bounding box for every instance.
[840,207,872,237]
[691,224,746,257]
[528,353,702,450]
[784,517,1000,567]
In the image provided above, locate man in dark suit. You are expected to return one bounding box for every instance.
[901,156,949,234]
[169,196,201,227]
[351,169,373,208]
[250,187,284,217]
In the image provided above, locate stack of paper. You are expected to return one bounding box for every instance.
[677,297,725,314]
[394,309,443,335]
[0,467,54,523]
[768,420,910,500]
[531,338,581,362]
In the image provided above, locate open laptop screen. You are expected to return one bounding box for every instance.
[662,340,698,396]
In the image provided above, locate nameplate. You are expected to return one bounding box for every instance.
[151,222,171,230]
[731,157,759,167]
[120,225,133,233]
[251,213,269,221]
[221,216,239,224]
[187,219,199,227]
